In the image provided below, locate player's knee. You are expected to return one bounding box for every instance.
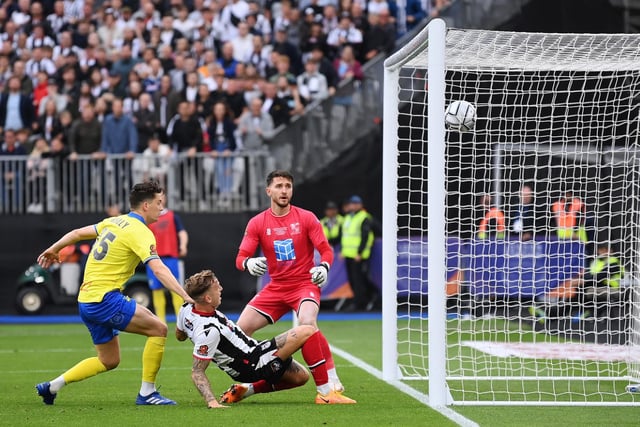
[154,321,168,337]
[100,355,120,370]
[296,325,316,342]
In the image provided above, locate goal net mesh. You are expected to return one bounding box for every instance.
[391,26,640,404]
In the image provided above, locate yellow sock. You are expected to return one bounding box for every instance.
[142,336,166,383]
[171,292,184,321]
[152,290,167,324]
[62,357,108,384]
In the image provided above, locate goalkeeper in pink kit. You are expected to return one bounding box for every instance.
[225,170,356,405]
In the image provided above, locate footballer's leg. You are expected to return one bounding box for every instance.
[125,303,176,405]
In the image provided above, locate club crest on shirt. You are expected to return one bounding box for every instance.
[290,222,300,234]
[150,244,157,256]
[197,345,209,356]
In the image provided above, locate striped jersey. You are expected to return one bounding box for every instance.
[176,303,260,380]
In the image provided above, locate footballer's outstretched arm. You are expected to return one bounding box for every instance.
[192,357,227,409]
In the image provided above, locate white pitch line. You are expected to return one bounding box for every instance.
[330,345,479,427]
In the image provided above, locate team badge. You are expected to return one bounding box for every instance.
[270,360,282,373]
[197,345,209,356]
[290,222,300,234]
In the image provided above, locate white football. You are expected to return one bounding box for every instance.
[445,100,476,132]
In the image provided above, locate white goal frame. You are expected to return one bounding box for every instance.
[382,18,640,406]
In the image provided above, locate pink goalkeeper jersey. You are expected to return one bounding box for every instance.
[236,205,334,285]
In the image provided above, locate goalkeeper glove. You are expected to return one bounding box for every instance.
[244,257,267,276]
[310,262,330,288]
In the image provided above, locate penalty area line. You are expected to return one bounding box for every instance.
[330,345,478,427]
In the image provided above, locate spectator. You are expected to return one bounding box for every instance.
[111,44,141,92]
[159,14,184,50]
[32,71,50,113]
[272,25,303,75]
[300,21,330,61]
[133,93,160,153]
[97,8,124,56]
[25,23,56,50]
[362,11,395,62]
[401,0,427,32]
[123,80,143,116]
[297,57,329,106]
[166,101,203,206]
[138,134,172,187]
[98,97,138,209]
[222,78,248,122]
[332,44,363,124]
[38,79,68,117]
[26,137,50,214]
[195,82,215,119]
[238,96,276,184]
[217,41,239,79]
[247,0,272,43]
[310,45,339,96]
[47,1,70,37]
[207,101,237,206]
[231,21,254,62]
[68,104,102,159]
[219,0,250,43]
[169,52,187,92]
[181,71,200,103]
[0,129,27,211]
[341,195,381,311]
[35,99,64,143]
[25,47,56,85]
[12,60,34,94]
[261,81,292,127]
[327,13,364,60]
[268,54,297,86]
[153,75,181,142]
[0,76,35,133]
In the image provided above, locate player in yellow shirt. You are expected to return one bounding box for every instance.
[35,180,194,406]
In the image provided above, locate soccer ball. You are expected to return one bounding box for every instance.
[445,100,477,132]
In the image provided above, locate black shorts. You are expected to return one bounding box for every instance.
[235,338,293,384]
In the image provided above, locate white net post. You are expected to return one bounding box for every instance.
[383,21,640,406]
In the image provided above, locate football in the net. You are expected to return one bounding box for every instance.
[444,100,477,132]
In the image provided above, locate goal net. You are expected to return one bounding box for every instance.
[382,19,640,405]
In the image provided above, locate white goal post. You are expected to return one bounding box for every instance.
[382,18,640,406]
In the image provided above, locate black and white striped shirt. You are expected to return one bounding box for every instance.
[177,304,259,380]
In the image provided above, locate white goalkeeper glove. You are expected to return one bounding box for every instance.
[244,257,267,276]
[310,262,330,288]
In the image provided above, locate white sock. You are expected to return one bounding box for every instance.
[49,376,66,393]
[139,381,155,396]
[244,383,255,397]
[317,383,332,395]
[328,368,340,383]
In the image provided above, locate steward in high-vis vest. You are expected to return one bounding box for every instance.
[341,195,380,311]
[552,193,588,243]
[320,201,343,247]
[584,244,624,289]
[478,207,506,239]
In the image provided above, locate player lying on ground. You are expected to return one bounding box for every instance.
[176,269,316,408]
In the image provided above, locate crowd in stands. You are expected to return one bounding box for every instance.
[0,0,439,212]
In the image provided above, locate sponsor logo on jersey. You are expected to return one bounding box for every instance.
[184,318,193,331]
[274,226,288,236]
[150,244,157,256]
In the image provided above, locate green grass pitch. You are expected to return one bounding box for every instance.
[1,319,639,426]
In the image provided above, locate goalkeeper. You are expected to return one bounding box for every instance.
[176,270,312,408]
[234,170,356,404]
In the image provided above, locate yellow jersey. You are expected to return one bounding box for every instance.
[78,213,159,303]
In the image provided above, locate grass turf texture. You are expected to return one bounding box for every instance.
[1,319,638,426]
